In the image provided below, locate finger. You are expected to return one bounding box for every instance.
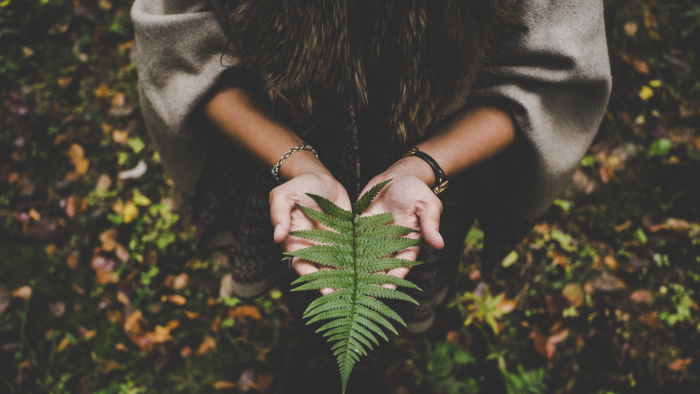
[317,265,335,295]
[416,200,444,250]
[291,257,318,277]
[269,188,293,243]
[387,267,411,280]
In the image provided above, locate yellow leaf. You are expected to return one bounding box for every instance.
[57,337,70,351]
[649,79,662,87]
[639,86,654,101]
[214,382,236,390]
[501,251,518,268]
[122,201,138,223]
[197,336,216,355]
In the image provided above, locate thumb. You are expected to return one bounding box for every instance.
[417,201,444,250]
[269,188,293,243]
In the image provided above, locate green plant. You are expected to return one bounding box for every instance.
[286,180,423,393]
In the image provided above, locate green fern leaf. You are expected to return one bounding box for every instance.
[285,179,423,393]
[352,179,391,214]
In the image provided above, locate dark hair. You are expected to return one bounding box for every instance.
[222,0,522,142]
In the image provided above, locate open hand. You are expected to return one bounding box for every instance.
[269,172,352,294]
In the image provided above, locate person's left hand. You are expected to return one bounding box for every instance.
[359,159,445,284]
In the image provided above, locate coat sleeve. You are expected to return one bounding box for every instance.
[131,0,237,195]
[468,0,612,218]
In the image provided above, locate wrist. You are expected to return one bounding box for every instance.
[384,156,435,188]
[278,150,331,182]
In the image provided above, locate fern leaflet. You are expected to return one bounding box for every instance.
[285,180,422,393]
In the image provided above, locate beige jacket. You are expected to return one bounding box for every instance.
[132,0,611,221]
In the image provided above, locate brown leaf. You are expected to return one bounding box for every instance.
[48,302,66,317]
[529,331,547,357]
[229,305,262,320]
[115,343,128,352]
[146,321,179,343]
[172,273,190,290]
[124,310,147,334]
[99,229,118,252]
[77,326,97,339]
[92,255,119,284]
[614,220,632,233]
[180,346,192,358]
[630,290,653,304]
[591,273,626,292]
[497,295,516,314]
[68,143,89,175]
[214,381,236,390]
[624,22,638,36]
[67,251,79,269]
[112,130,128,144]
[468,270,481,281]
[621,54,650,75]
[97,359,122,374]
[668,358,692,372]
[562,283,583,308]
[638,312,660,329]
[649,218,691,233]
[546,329,569,359]
[96,174,112,192]
[115,244,130,263]
[168,295,187,306]
[64,196,77,218]
[29,209,41,221]
[604,255,619,271]
[197,336,216,355]
[12,286,32,301]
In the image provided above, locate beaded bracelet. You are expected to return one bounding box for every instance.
[271,142,318,184]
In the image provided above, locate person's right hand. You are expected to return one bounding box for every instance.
[269,171,352,295]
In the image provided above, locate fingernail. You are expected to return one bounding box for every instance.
[273,224,281,240]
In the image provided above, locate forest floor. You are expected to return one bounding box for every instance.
[1,0,700,393]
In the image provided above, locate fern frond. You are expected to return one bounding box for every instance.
[290,180,423,394]
[295,204,352,232]
[289,229,352,245]
[307,193,353,221]
[352,179,391,214]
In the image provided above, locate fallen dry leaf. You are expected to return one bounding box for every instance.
[67,251,79,269]
[68,143,89,175]
[97,359,122,374]
[621,54,650,75]
[92,255,119,284]
[604,255,619,271]
[546,329,569,359]
[591,273,627,292]
[630,290,653,304]
[99,229,118,252]
[118,160,147,180]
[77,326,97,339]
[497,294,516,314]
[12,286,32,301]
[668,358,692,372]
[168,295,187,306]
[197,336,216,355]
[638,312,660,329]
[48,301,66,317]
[624,22,638,36]
[57,337,70,351]
[530,331,547,358]
[180,346,192,358]
[115,244,130,263]
[115,343,128,351]
[214,381,236,390]
[96,174,112,191]
[112,129,128,144]
[124,310,147,334]
[562,283,583,308]
[229,305,262,320]
[146,321,179,343]
[172,273,190,290]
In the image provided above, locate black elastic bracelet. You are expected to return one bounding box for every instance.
[403,147,449,195]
